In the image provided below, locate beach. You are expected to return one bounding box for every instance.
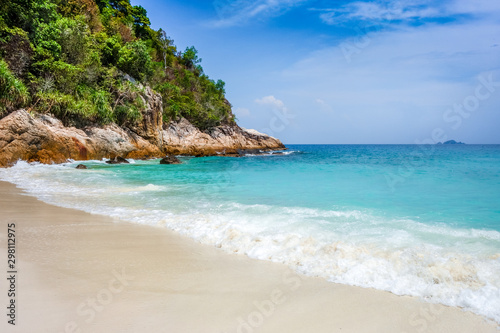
[0,180,497,333]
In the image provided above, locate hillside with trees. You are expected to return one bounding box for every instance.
[0,0,234,131]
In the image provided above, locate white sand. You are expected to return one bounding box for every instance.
[0,181,497,333]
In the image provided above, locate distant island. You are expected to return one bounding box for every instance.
[436,140,465,145]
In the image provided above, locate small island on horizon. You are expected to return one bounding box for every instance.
[436,140,465,145]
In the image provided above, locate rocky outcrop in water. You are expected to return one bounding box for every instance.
[162,118,284,157]
[106,156,130,164]
[160,155,182,164]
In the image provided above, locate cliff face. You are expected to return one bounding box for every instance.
[0,88,284,167]
[128,86,164,148]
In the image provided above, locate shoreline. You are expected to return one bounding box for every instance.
[0,180,498,332]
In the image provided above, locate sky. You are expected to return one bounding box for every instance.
[131,0,500,144]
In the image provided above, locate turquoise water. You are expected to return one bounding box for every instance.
[1,144,500,323]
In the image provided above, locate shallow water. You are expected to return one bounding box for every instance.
[1,144,499,323]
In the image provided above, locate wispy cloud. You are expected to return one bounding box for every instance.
[277,16,500,143]
[315,0,500,26]
[315,99,334,113]
[211,0,308,27]
[316,0,440,25]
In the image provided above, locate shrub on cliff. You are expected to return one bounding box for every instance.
[0,60,29,116]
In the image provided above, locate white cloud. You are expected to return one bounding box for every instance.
[255,95,288,112]
[316,0,500,25]
[277,18,500,143]
[445,0,500,16]
[315,99,334,113]
[318,1,439,25]
[210,0,308,27]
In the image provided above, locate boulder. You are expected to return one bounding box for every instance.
[237,149,262,156]
[160,155,182,164]
[75,164,87,169]
[106,156,129,164]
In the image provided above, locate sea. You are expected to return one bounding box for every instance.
[1,144,499,323]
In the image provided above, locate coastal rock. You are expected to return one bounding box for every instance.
[160,155,182,164]
[75,164,87,169]
[162,118,285,156]
[0,108,285,167]
[237,149,262,156]
[106,156,130,164]
[0,110,163,167]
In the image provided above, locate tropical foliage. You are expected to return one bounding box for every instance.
[0,0,234,129]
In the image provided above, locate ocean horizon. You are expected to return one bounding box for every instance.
[1,144,499,324]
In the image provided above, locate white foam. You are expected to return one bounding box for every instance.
[1,161,499,324]
[243,150,298,157]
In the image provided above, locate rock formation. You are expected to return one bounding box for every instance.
[162,118,284,157]
[0,89,284,167]
[0,110,163,167]
[127,86,164,147]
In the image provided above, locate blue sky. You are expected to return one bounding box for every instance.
[131,0,500,144]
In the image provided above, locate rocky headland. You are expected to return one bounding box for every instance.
[0,88,284,167]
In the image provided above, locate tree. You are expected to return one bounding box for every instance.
[117,40,152,81]
[158,28,172,70]
[1,0,59,39]
[0,0,233,131]
[182,46,201,70]
[215,79,225,96]
[131,5,151,39]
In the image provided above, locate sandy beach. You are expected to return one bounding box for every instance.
[0,180,497,333]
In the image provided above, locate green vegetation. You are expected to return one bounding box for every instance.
[0,59,29,116]
[0,0,234,130]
